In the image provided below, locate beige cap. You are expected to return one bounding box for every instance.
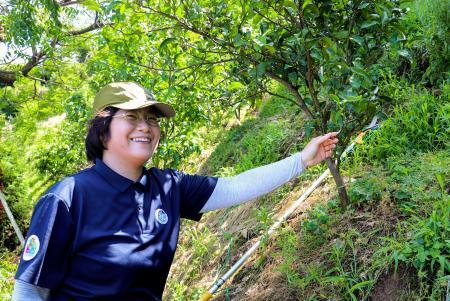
[93,82,175,117]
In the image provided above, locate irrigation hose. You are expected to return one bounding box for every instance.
[198,117,380,301]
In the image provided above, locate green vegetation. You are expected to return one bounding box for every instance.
[1,0,448,300]
[165,80,448,299]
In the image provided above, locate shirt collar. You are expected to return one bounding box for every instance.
[93,159,150,192]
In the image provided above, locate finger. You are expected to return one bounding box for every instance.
[322,139,339,148]
[322,139,337,146]
[316,132,339,144]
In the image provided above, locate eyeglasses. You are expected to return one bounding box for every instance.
[113,112,160,127]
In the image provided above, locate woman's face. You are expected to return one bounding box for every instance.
[104,108,161,166]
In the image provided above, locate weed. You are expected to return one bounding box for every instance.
[0,249,17,300]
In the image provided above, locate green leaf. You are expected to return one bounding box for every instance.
[358,2,370,9]
[82,0,101,11]
[352,67,371,82]
[381,10,389,25]
[228,81,244,91]
[349,280,375,293]
[332,31,349,39]
[233,34,247,47]
[303,4,319,15]
[349,76,361,89]
[351,35,364,46]
[256,62,267,76]
[397,49,412,63]
[361,20,378,29]
[288,72,298,83]
[159,37,177,50]
[302,0,313,10]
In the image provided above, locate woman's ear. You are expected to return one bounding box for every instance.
[100,134,108,149]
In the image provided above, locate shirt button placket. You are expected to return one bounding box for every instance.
[134,190,145,233]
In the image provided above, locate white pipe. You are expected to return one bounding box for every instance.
[0,190,25,246]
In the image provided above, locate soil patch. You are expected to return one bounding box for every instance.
[370,265,417,301]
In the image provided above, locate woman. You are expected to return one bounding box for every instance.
[13,82,338,300]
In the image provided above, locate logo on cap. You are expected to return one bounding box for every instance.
[155,208,168,225]
[23,235,40,261]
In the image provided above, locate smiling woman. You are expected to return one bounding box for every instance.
[12,82,338,301]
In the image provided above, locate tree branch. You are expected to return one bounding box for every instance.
[57,0,84,7]
[252,8,294,34]
[262,87,299,107]
[139,58,236,72]
[265,70,314,119]
[0,18,108,86]
[68,21,108,36]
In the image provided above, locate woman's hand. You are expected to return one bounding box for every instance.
[301,132,339,168]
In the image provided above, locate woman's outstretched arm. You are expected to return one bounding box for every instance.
[201,132,338,212]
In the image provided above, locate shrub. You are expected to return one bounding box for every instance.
[358,85,448,160]
[395,0,449,86]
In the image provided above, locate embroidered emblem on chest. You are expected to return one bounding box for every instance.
[155,208,168,224]
[23,235,40,261]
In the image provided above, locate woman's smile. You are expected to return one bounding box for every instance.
[130,137,152,143]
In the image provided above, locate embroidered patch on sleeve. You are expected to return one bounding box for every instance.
[155,208,168,225]
[23,235,40,261]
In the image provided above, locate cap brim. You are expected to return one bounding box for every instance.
[112,101,175,118]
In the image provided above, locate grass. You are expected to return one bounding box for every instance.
[273,150,449,300]
[0,248,19,300]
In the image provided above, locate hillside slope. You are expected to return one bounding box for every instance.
[165,84,449,300]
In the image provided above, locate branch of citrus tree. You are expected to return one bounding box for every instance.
[68,12,109,35]
[138,58,236,72]
[281,6,302,29]
[345,12,355,65]
[305,49,324,124]
[261,1,299,28]
[141,2,314,121]
[57,0,84,7]
[296,5,324,130]
[265,70,314,119]
[140,4,234,50]
[252,7,294,34]
[117,25,179,36]
[296,1,306,29]
[261,87,299,107]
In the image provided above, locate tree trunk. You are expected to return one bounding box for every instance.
[326,158,349,207]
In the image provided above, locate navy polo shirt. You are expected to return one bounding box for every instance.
[15,159,218,300]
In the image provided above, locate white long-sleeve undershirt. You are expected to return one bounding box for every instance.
[200,152,305,212]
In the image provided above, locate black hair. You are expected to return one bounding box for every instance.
[85,107,119,162]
